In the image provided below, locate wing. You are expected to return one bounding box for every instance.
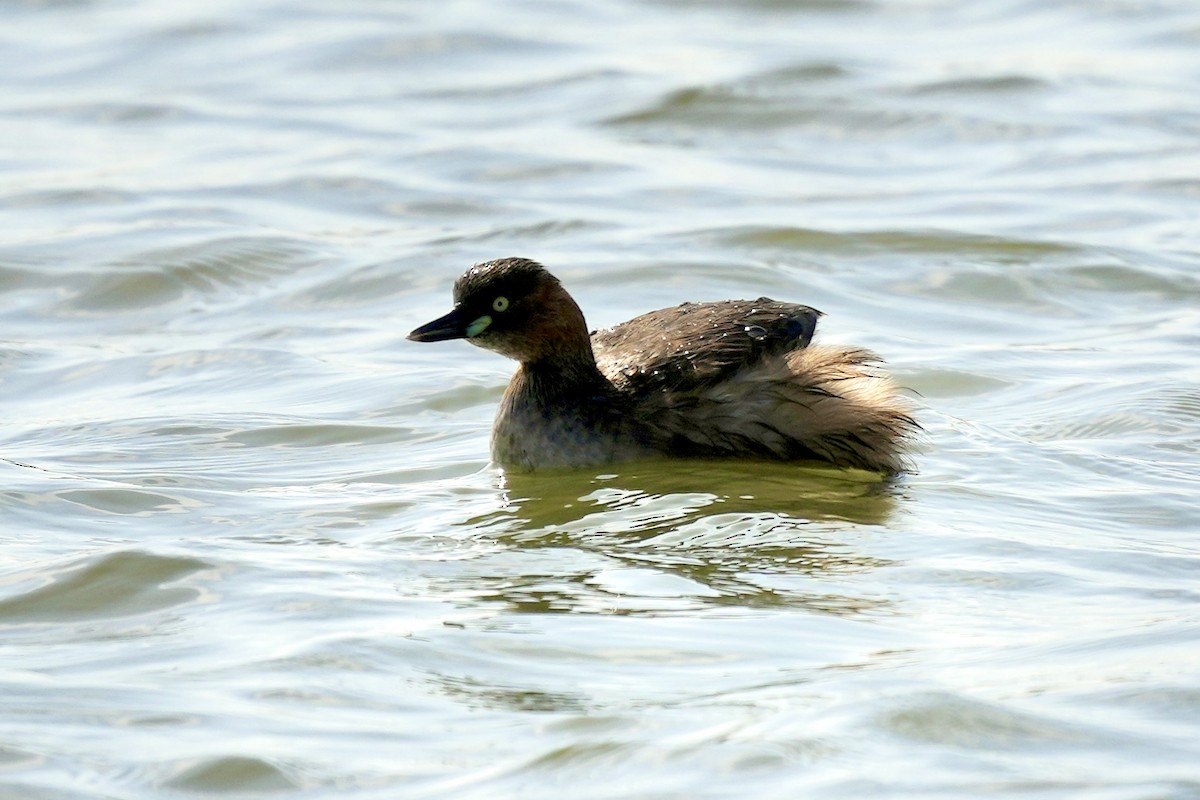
[591,298,821,395]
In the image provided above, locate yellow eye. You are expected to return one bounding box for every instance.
[492,296,509,312]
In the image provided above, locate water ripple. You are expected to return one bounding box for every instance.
[0,551,209,624]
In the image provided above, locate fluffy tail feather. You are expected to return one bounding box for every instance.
[771,345,918,473]
[644,345,919,473]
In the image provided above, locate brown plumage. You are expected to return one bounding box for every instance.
[408,257,918,473]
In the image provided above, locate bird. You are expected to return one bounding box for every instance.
[408,257,917,473]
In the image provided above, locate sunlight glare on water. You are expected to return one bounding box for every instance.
[2,0,1200,797]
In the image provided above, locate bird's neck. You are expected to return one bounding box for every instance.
[520,291,605,389]
[519,349,609,399]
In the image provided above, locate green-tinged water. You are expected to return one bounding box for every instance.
[3,0,1199,797]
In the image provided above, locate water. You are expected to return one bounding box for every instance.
[3,0,1200,797]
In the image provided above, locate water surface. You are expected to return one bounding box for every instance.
[2,0,1200,797]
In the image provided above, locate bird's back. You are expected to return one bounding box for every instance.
[592,298,819,394]
[591,299,916,472]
